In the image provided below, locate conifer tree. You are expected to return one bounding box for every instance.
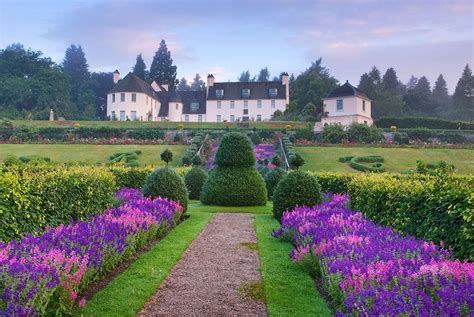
[452,64,474,119]
[149,40,177,90]
[132,53,147,81]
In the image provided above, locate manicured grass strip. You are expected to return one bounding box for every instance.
[298,146,474,174]
[255,214,331,316]
[0,144,186,166]
[75,212,212,317]
[188,200,272,214]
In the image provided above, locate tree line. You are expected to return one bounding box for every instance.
[0,40,472,121]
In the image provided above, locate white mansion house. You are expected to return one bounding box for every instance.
[107,71,289,122]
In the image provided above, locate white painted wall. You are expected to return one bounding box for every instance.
[107,92,158,121]
[182,114,206,122]
[205,99,285,122]
[322,96,373,126]
[168,102,183,122]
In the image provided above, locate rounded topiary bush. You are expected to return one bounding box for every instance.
[214,132,255,168]
[272,170,322,221]
[200,132,267,206]
[264,168,287,198]
[185,167,207,200]
[200,168,267,206]
[143,166,188,210]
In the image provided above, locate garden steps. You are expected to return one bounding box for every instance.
[138,213,267,316]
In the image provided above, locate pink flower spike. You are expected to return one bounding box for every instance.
[79,298,87,308]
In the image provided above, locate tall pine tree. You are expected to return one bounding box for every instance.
[132,53,147,81]
[63,44,96,119]
[452,64,474,119]
[63,44,90,104]
[177,77,190,91]
[257,67,270,81]
[432,74,450,115]
[190,74,205,91]
[404,76,432,115]
[149,40,177,90]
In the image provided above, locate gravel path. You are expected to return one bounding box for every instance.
[138,213,267,316]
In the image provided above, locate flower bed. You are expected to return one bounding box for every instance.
[0,189,183,316]
[273,195,474,315]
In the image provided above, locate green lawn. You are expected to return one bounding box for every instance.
[12,119,308,130]
[0,144,186,166]
[298,146,474,174]
[255,214,331,316]
[188,200,272,214]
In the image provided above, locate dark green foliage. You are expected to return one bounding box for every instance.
[452,64,474,120]
[0,165,116,241]
[375,117,474,130]
[346,123,383,143]
[338,156,355,163]
[393,132,409,145]
[200,167,267,206]
[184,167,207,199]
[160,149,173,165]
[272,171,322,221]
[143,166,188,211]
[132,53,147,81]
[214,132,255,168]
[289,153,305,170]
[264,168,287,198]
[18,155,51,163]
[320,124,347,143]
[107,150,142,167]
[271,155,282,167]
[182,156,191,166]
[149,40,177,91]
[344,156,385,172]
[191,154,202,167]
[250,132,262,145]
[416,160,455,175]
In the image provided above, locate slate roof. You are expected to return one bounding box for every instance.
[109,72,158,99]
[325,81,369,99]
[207,81,286,100]
[156,91,207,116]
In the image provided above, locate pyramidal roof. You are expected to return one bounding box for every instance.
[326,80,369,99]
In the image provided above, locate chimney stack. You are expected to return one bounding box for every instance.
[206,74,215,97]
[281,72,289,105]
[113,70,121,84]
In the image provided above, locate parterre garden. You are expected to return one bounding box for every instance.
[1,125,473,316]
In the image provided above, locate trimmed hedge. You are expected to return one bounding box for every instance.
[215,132,256,168]
[349,155,385,172]
[143,166,188,211]
[272,170,322,221]
[375,117,474,130]
[264,168,287,198]
[184,167,207,199]
[310,172,474,260]
[200,167,267,206]
[0,166,116,242]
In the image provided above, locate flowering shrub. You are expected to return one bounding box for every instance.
[205,143,275,170]
[273,195,474,315]
[0,189,183,316]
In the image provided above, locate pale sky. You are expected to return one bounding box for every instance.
[0,0,473,93]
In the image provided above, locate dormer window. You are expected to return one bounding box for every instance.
[269,88,278,98]
[191,102,199,111]
[216,89,224,98]
[242,88,250,98]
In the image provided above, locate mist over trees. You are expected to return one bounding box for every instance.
[0,41,472,121]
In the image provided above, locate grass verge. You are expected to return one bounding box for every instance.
[75,212,212,317]
[188,200,272,214]
[255,214,331,316]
